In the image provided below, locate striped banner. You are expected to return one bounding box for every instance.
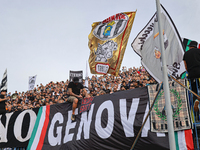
[27,105,50,150]
[175,129,194,150]
[0,69,7,91]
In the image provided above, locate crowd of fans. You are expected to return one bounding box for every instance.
[5,66,157,112]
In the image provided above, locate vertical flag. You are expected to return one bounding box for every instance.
[0,69,7,91]
[28,75,37,91]
[85,61,89,88]
[88,11,136,76]
[182,38,199,52]
[132,5,185,83]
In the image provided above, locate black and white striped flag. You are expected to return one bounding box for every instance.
[0,69,7,91]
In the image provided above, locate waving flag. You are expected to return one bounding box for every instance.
[28,75,37,91]
[85,61,89,88]
[182,38,199,52]
[88,11,136,76]
[0,69,7,91]
[132,5,185,82]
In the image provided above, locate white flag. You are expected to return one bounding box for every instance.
[28,75,37,91]
[132,5,186,82]
[0,69,7,91]
[85,61,89,88]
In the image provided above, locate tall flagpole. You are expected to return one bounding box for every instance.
[155,1,176,150]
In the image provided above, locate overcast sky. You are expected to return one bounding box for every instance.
[0,0,200,93]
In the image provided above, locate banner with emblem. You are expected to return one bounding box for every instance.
[88,12,136,76]
[28,75,37,91]
[132,5,185,82]
[148,79,192,132]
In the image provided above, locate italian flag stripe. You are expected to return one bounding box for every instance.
[175,131,180,150]
[27,106,44,150]
[27,105,194,150]
[36,105,50,150]
[27,106,47,150]
[175,130,194,150]
[184,129,194,150]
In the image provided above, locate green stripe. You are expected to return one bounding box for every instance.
[185,40,192,52]
[174,131,179,150]
[181,72,186,79]
[27,107,43,150]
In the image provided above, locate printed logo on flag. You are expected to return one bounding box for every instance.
[132,5,185,82]
[94,40,118,63]
[93,13,129,40]
[148,79,192,132]
[88,11,136,76]
[29,75,37,91]
[95,63,109,74]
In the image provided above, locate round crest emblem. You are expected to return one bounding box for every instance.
[93,13,129,40]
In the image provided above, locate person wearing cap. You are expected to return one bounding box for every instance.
[183,40,200,114]
[67,77,84,121]
[183,41,200,79]
[0,90,8,114]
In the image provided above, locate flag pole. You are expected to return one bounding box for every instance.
[155,1,176,150]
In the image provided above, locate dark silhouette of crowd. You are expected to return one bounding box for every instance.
[4,66,157,112]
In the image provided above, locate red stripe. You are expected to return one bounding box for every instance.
[36,105,50,150]
[110,12,133,71]
[198,44,200,49]
[184,129,194,150]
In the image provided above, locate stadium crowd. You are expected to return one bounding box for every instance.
[4,66,157,112]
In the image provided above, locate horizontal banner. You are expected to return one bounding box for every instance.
[0,108,39,148]
[28,87,171,150]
